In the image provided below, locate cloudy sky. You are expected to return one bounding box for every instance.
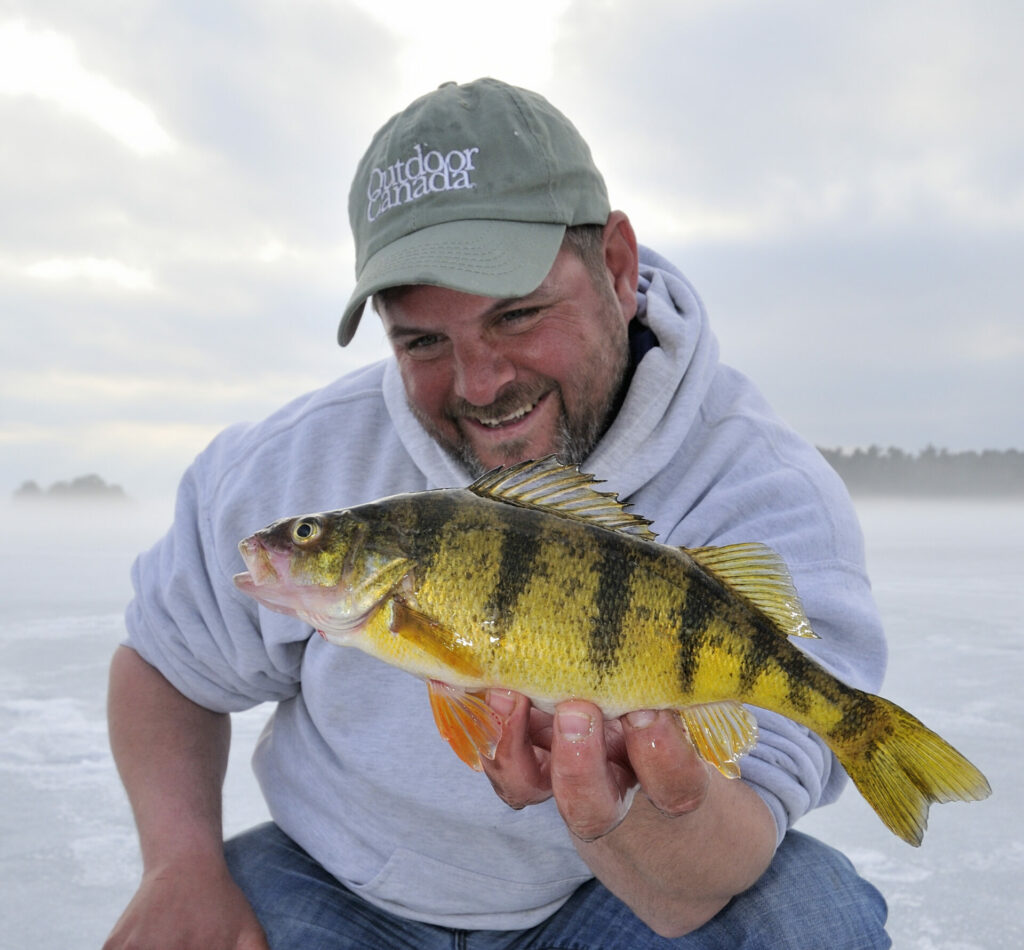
[2,0,1021,500]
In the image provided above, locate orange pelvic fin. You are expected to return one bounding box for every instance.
[427,680,503,771]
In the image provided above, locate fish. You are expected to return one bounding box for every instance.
[233,456,990,845]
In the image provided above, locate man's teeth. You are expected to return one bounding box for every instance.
[477,402,536,428]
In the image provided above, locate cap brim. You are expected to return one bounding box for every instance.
[338,219,566,346]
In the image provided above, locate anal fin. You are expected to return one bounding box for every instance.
[427,680,503,771]
[679,701,759,779]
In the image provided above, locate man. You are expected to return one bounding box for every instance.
[105,79,890,948]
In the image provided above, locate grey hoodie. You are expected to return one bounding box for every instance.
[125,246,886,929]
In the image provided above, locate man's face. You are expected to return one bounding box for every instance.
[379,238,634,476]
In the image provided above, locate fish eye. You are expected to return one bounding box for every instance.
[291,518,321,544]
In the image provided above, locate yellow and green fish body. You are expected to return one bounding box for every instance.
[234,457,990,845]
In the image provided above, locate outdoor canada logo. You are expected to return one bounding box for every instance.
[366,143,480,222]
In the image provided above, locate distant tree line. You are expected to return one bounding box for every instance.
[818,446,1024,496]
[13,473,127,502]
[11,452,1024,501]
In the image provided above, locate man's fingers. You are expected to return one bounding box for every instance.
[480,690,551,809]
[480,697,713,840]
[550,702,637,841]
[622,709,711,817]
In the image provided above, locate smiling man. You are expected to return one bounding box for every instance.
[377,215,634,476]
[106,79,891,949]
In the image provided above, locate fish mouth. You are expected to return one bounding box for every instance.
[232,539,301,619]
[236,536,279,585]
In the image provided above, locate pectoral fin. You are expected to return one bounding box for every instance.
[679,701,759,779]
[387,599,484,679]
[427,680,503,771]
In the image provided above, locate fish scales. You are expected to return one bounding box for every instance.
[381,493,842,723]
[233,456,991,845]
[420,498,667,706]
[416,496,619,699]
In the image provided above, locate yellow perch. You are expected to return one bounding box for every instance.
[234,457,990,845]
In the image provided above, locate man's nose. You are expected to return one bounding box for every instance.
[452,339,516,406]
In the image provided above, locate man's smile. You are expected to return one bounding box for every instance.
[458,389,557,442]
[466,396,544,430]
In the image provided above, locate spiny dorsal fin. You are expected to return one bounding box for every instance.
[686,542,818,639]
[468,456,656,540]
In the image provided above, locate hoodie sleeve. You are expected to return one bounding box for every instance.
[124,424,309,712]
[655,369,888,845]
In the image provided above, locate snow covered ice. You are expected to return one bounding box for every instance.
[1,496,1020,949]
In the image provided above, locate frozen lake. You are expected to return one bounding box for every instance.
[0,496,1020,948]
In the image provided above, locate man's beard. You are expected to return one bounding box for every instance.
[409,350,630,478]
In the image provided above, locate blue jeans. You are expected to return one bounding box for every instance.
[226,823,889,949]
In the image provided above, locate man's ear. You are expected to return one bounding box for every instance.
[601,211,639,323]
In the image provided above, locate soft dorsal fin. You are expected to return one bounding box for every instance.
[468,456,656,540]
[686,542,818,639]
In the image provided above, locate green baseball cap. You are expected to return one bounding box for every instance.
[338,78,611,346]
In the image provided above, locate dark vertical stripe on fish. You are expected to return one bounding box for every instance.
[738,615,777,696]
[407,493,463,576]
[738,612,824,717]
[588,542,634,677]
[482,511,545,637]
[673,577,717,694]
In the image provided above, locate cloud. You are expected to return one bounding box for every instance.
[548,0,1024,241]
[24,257,156,291]
[344,0,573,102]
[538,0,1024,451]
[0,20,174,155]
[0,0,1021,500]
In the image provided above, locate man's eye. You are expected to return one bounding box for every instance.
[403,333,446,359]
[500,307,540,325]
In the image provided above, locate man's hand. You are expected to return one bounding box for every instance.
[103,858,269,950]
[482,690,776,937]
[482,691,711,840]
[106,646,269,949]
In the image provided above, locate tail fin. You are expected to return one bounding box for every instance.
[831,696,991,846]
